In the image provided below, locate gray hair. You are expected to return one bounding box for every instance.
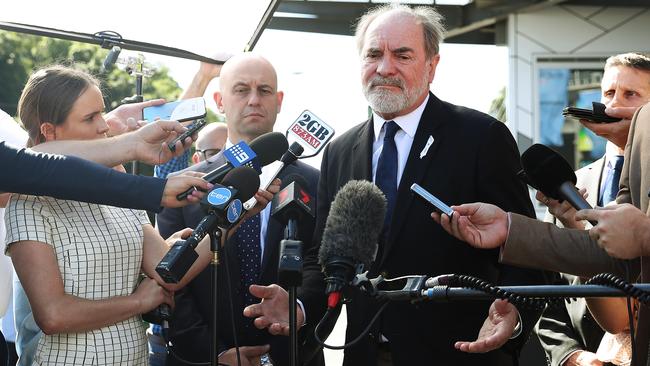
[354,4,445,59]
[605,52,650,73]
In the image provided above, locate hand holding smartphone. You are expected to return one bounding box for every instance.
[562,101,621,123]
[168,119,207,153]
[410,183,454,217]
[143,97,207,122]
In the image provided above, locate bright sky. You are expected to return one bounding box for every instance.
[2,1,508,167]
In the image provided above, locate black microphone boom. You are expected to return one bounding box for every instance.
[520,144,596,220]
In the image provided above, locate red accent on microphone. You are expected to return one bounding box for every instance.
[327,292,341,309]
[300,189,310,204]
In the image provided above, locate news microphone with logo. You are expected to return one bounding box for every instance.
[271,174,315,286]
[176,132,288,200]
[157,166,260,284]
[520,144,596,224]
[243,141,305,211]
[318,180,386,307]
[285,110,335,158]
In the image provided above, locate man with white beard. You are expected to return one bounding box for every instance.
[244,4,546,366]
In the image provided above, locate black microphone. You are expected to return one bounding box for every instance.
[101,46,122,73]
[271,175,314,287]
[318,180,386,307]
[520,143,596,224]
[157,166,260,284]
[243,141,305,210]
[271,174,314,238]
[176,132,288,200]
[301,181,385,365]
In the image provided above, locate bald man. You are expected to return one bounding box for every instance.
[191,122,228,164]
[159,54,321,366]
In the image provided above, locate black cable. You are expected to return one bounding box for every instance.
[625,263,637,366]
[445,275,553,310]
[223,229,243,366]
[585,273,650,305]
[314,301,389,350]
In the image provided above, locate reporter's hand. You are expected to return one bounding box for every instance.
[130,120,195,164]
[455,299,518,353]
[161,172,213,208]
[165,228,193,249]
[575,203,650,259]
[243,178,281,220]
[105,99,165,136]
[243,284,304,336]
[133,277,174,314]
[431,202,508,249]
[218,345,270,366]
[536,190,588,229]
[580,117,631,150]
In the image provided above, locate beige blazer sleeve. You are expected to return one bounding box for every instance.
[500,213,637,278]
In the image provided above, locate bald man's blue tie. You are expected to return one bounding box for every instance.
[235,213,261,307]
[375,121,400,232]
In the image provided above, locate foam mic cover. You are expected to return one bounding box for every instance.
[221,166,260,202]
[521,144,594,217]
[318,180,386,292]
[249,132,289,166]
[521,144,577,200]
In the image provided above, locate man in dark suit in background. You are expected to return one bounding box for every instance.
[535,53,650,366]
[158,53,321,366]
[244,4,546,366]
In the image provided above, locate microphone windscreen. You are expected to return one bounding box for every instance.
[521,144,577,199]
[249,132,289,166]
[221,166,260,202]
[318,180,386,269]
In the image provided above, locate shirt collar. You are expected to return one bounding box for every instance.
[372,94,429,142]
[604,141,624,168]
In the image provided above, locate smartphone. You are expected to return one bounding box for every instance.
[168,119,207,153]
[410,183,454,217]
[143,97,207,122]
[562,101,621,123]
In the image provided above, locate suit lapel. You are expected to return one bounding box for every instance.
[353,119,374,181]
[380,95,446,266]
[577,158,605,208]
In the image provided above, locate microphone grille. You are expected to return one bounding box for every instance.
[318,180,386,269]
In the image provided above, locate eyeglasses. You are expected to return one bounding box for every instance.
[196,148,221,160]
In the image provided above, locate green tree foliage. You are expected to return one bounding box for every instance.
[489,86,506,123]
[0,30,182,116]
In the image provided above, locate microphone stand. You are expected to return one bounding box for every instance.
[278,219,303,366]
[210,228,223,366]
[115,53,154,175]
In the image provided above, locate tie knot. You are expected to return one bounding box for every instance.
[383,121,400,140]
[613,156,624,172]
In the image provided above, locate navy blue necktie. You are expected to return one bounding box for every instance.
[599,156,624,206]
[375,121,400,231]
[235,213,261,306]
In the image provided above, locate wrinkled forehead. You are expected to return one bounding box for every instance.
[362,11,425,53]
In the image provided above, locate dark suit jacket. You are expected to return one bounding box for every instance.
[307,93,546,366]
[503,103,650,366]
[159,159,321,366]
[0,141,164,211]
